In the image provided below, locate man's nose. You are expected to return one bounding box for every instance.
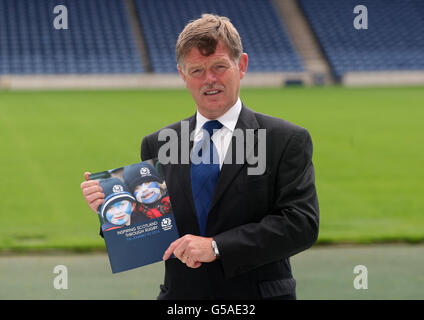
[204,69,218,83]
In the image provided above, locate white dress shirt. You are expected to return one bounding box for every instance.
[193,98,242,169]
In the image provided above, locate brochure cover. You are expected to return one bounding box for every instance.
[90,159,179,273]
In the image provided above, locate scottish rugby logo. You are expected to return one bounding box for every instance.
[140,167,151,176]
[112,184,123,193]
[161,217,172,231]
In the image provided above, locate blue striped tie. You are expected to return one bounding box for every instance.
[190,120,223,236]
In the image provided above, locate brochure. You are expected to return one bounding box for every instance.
[90,159,179,273]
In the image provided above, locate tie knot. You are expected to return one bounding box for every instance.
[202,120,223,138]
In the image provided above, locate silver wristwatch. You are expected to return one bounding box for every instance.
[211,240,220,258]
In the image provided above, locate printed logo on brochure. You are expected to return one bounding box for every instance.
[140,167,151,176]
[112,185,123,193]
[161,217,172,231]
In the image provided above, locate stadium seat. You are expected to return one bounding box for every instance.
[298,0,424,79]
[0,0,145,75]
[133,0,304,73]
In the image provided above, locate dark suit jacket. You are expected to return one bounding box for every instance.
[140,104,319,300]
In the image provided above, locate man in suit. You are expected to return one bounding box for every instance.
[81,13,319,300]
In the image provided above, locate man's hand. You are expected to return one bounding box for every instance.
[80,172,105,214]
[163,234,216,269]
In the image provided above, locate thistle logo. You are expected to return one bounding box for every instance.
[140,167,151,176]
[161,217,172,231]
[112,185,123,193]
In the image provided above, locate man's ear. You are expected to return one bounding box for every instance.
[238,53,248,80]
[177,64,186,82]
[131,202,136,211]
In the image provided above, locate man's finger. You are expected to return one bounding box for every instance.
[173,239,189,259]
[163,236,186,261]
[82,185,103,197]
[80,179,99,190]
[162,242,177,261]
[92,199,104,212]
[189,261,202,269]
[86,192,105,204]
[84,172,91,181]
[185,257,202,269]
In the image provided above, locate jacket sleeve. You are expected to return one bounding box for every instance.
[140,135,154,161]
[214,128,320,279]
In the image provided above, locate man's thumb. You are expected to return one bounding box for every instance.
[84,172,91,181]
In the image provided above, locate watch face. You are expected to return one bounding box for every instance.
[212,241,219,256]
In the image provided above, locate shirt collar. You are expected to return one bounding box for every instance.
[195,97,242,134]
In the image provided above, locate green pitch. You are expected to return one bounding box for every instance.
[0,87,423,251]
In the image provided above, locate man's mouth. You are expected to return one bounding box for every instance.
[204,89,221,96]
[201,85,224,96]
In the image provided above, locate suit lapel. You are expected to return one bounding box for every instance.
[209,104,260,214]
[173,114,199,231]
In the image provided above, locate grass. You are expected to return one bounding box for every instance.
[0,87,423,251]
[1,244,424,299]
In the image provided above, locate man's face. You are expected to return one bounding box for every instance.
[134,181,161,204]
[105,200,132,226]
[178,41,248,119]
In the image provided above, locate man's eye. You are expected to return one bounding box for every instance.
[215,65,227,72]
[190,68,204,76]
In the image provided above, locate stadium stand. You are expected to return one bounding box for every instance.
[2,0,422,88]
[133,0,304,73]
[0,0,144,74]
[298,0,424,80]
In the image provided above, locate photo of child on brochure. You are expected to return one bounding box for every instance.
[93,161,172,232]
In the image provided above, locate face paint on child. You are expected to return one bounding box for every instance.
[134,181,161,204]
[105,200,132,225]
